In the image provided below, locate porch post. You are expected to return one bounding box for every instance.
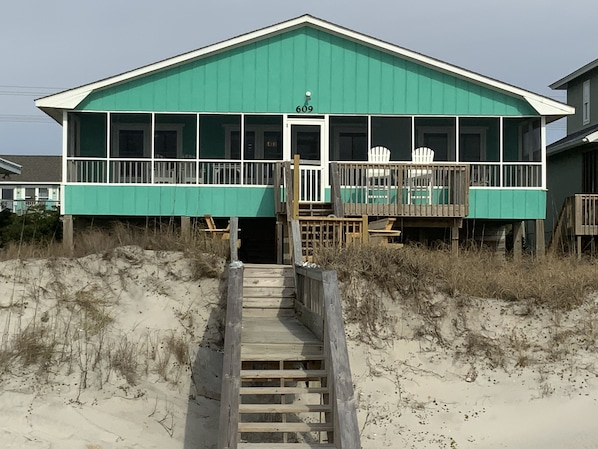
[535,219,545,259]
[63,215,74,256]
[181,216,191,240]
[451,221,459,255]
[513,221,523,261]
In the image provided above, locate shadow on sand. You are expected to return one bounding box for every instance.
[183,271,228,449]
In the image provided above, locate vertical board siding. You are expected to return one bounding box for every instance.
[77,27,536,116]
[64,185,275,217]
[469,189,546,219]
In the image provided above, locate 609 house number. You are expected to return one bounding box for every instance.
[295,105,313,113]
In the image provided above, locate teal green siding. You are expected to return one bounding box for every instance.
[64,185,543,219]
[469,189,546,219]
[77,27,536,116]
[64,185,275,217]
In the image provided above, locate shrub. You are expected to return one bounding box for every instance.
[0,205,62,246]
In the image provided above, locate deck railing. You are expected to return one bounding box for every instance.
[67,158,279,186]
[3,199,60,215]
[575,194,598,236]
[336,162,470,218]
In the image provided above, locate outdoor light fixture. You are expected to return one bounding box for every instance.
[305,91,312,101]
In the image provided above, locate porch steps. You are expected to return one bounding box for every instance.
[298,202,335,217]
[238,264,334,446]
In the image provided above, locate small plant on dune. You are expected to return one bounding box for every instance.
[109,335,139,385]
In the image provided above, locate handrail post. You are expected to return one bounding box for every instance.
[229,216,239,262]
[293,154,300,219]
[322,270,360,449]
[217,262,243,449]
[290,219,303,265]
[330,162,344,217]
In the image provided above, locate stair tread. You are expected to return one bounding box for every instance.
[238,422,333,432]
[239,403,331,413]
[238,444,335,449]
[240,386,329,395]
[241,369,327,379]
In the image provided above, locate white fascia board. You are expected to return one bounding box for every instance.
[0,158,22,175]
[35,14,572,117]
[524,96,575,117]
[583,130,598,143]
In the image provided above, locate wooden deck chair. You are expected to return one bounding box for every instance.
[202,215,241,247]
[367,218,402,247]
[202,214,231,240]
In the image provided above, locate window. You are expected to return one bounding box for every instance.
[112,123,183,158]
[331,126,367,161]
[38,188,49,202]
[583,80,591,125]
[1,188,13,211]
[225,125,282,160]
[417,126,455,161]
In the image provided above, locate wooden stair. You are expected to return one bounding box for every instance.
[298,202,335,217]
[238,264,333,447]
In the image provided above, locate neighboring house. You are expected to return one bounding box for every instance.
[547,58,598,254]
[35,15,572,260]
[0,155,61,214]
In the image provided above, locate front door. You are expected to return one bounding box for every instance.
[284,117,327,202]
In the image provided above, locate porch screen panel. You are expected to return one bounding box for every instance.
[503,117,541,162]
[69,112,107,157]
[459,118,499,162]
[329,116,368,161]
[415,117,457,161]
[198,115,241,159]
[110,113,151,158]
[371,117,411,161]
[155,114,197,158]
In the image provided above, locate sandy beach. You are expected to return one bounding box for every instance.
[1,247,596,448]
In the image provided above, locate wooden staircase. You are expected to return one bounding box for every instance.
[237,264,335,447]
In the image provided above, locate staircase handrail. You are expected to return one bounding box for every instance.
[294,264,360,449]
[217,261,244,449]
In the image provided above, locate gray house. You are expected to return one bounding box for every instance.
[0,155,61,214]
[547,58,598,254]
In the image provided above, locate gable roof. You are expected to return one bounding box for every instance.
[550,57,598,90]
[0,155,61,183]
[36,15,573,121]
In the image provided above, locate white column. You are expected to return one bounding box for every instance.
[61,110,68,215]
[541,116,547,190]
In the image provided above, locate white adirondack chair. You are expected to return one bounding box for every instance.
[366,146,391,202]
[407,147,434,204]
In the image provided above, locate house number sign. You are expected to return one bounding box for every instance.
[295,105,314,113]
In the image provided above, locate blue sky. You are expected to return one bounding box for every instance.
[1,0,595,154]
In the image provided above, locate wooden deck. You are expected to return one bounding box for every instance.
[552,194,598,256]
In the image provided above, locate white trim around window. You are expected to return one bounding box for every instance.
[583,79,591,125]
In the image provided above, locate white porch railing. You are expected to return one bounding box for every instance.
[66,158,542,189]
